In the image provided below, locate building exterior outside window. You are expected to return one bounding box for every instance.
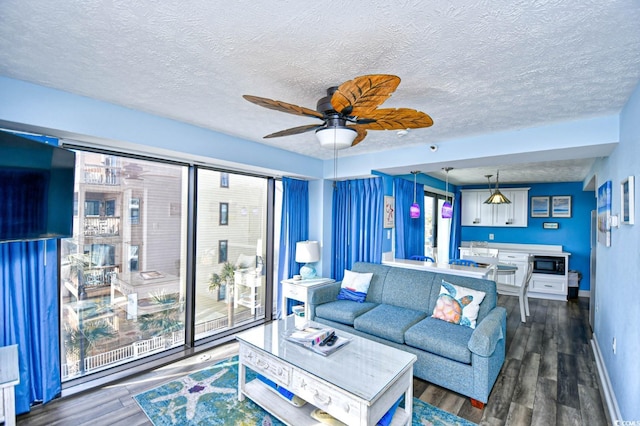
[59,150,282,381]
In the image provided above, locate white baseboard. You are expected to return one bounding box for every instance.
[591,334,622,422]
[578,289,590,298]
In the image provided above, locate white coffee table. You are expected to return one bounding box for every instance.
[236,318,416,425]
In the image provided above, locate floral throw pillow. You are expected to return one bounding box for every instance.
[432,280,486,328]
[337,270,373,303]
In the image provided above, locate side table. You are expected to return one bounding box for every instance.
[0,345,19,426]
[281,277,334,320]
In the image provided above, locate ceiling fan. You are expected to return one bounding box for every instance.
[243,74,434,149]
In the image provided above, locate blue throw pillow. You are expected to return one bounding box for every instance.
[337,269,373,303]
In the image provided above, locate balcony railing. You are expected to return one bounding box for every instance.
[82,164,120,185]
[84,216,120,237]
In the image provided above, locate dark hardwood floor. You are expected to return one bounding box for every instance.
[17,296,608,426]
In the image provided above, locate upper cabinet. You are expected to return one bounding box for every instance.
[461,188,530,227]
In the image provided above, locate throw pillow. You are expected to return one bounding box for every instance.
[431,280,486,328]
[337,269,373,303]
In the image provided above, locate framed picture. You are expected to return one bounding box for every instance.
[384,196,395,228]
[219,202,228,225]
[531,196,550,217]
[551,196,572,218]
[597,181,612,247]
[621,176,635,225]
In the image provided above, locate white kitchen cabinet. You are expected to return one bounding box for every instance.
[460,189,494,226]
[461,188,529,227]
[530,274,567,301]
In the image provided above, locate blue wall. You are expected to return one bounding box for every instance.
[460,182,595,291]
[591,78,640,421]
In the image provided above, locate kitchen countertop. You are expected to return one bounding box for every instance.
[382,258,493,279]
[460,242,571,256]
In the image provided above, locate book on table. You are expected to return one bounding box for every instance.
[286,327,351,356]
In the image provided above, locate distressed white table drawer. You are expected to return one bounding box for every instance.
[239,345,291,387]
[290,370,362,424]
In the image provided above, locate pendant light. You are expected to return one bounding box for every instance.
[441,167,453,218]
[484,170,511,204]
[410,171,421,218]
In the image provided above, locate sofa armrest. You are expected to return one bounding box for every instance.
[468,307,507,357]
[308,281,341,305]
[307,282,341,320]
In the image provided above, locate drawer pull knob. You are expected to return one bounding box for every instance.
[313,390,331,406]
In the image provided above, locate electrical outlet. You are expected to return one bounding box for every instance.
[489,233,494,240]
[387,230,391,239]
[612,337,617,354]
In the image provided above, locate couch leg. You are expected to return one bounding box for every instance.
[470,398,485,409]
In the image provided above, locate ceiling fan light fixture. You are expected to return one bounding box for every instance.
[315,126,357,150]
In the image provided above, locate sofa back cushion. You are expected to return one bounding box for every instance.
[351,262,391,303]
[348,262,498,324]
[380,267,441,312]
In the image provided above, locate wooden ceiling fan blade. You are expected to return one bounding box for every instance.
[243,95,324,119]
[263,124,325,138]
[331,74,400,117]
[349,126,368,146]
[356,108,434,130]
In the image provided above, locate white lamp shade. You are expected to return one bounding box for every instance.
[295,241,321,263]
[315,127,357,150]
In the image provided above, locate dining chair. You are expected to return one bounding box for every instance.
[410,255,435,262]
[496,256,534,322]
[449,258,479,267]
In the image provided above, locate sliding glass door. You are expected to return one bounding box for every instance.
[60,152,188,380]
[60,150,282,382]
[194,169,270,339]
[423,191,451,262]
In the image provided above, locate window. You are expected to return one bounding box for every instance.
[60,151,188,381]
[58,147,281,385]
[194,170,270,340]
[129,245,139,271]
[220,172,229,188]
[218,240,228,263]
[423,191,451,262]
[105,199,116,217]
[219,202,228,225]
[85,200,100,216]
[130,198,140,225]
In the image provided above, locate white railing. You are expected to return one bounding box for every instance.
[62,307,266,380]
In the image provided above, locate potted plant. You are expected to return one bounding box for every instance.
[208,262,237,327]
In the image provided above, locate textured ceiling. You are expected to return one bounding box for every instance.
[1,1,639,184]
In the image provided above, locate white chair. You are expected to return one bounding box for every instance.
[461,250,499,281]
[496,256,533,323]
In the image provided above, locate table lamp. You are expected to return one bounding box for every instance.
[295,241,320,280]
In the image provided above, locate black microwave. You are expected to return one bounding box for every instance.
[532,255,566,275]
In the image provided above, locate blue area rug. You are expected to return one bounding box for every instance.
[134,356,476,425]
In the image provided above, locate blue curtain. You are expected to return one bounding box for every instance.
[0,240,61,414]
[331,178,384,281]
[277,177,308,317]
[449,189,463,260]
[394,177,425,259]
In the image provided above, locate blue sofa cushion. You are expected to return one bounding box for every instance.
[315,300,378,325]
[404,317,474,364]
[354,304,427,344]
